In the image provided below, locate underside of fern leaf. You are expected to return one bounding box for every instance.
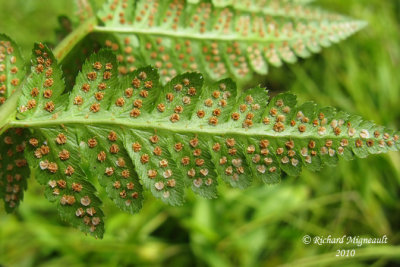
[4,44,398,237]
[91,0,366,84]
[0,35,30,212]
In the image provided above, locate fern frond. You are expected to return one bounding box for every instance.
[10,47,399,236]
[95,0,366,83]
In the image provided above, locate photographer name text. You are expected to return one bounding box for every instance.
[302,235,388,247]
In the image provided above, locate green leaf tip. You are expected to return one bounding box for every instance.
[4,45,399,238]
[93,0,366,84]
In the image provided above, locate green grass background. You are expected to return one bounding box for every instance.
[0,0,400,266]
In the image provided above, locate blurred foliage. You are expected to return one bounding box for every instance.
[0,0,400,266]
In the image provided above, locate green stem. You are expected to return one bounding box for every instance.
[0,87,22,135]
[54,16,98,63]
[7,117,363,143]
[93,21,366,43]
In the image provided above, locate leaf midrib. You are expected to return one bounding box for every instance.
[10,117,347,141]
[93,24,342,43]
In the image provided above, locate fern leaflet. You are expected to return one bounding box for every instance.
[0,35,30,212]
[6,45,398,237]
